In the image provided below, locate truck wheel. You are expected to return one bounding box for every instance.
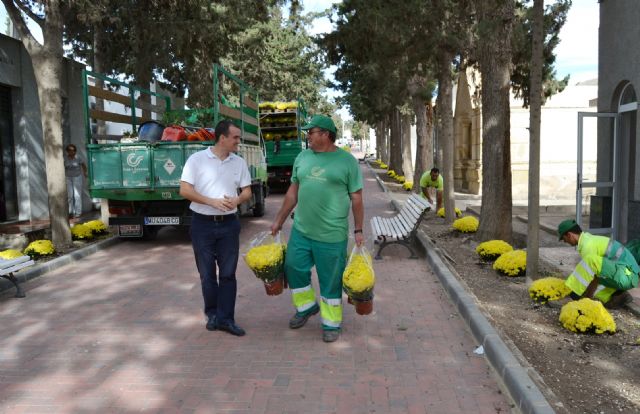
[142,225,160,241]
[253,202,265,217]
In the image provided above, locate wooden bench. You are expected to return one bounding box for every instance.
[0,256,35,298]
[370,194,432,260]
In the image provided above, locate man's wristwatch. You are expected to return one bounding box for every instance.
[354,229,363,234]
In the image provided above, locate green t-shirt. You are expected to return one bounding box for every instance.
[291,148,363,243]
[419,172,443,198]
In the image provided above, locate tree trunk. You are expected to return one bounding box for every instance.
[389,109,403,174]
[437,50,456,223]
[408,74,434,194]
[23,1,72,247]
[375,121,384,160]
[401,112,414,181]
[526,0,544,283]
[476,0,515,242]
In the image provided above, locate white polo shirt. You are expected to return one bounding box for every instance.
[181,148,252,215]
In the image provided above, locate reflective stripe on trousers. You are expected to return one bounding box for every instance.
[291,285,317,314]
[320,296,342,328]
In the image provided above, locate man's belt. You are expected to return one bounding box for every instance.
[192,212,237,222]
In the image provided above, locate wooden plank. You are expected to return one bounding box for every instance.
[409,194,430,210]
[219,104,242,120]
[379,218,391,238]
[244,96,258,110]
[242,112,259,127]
[93,134,124,142]
[407,195,427,213]
[382,218,396,239]
[394,215,411,237]
[243,132,259,143]
[389,218,404,239]
[134,99,167,114]
[90,109,134,124]
[402,202,420,221]
[406,198,425,216]
[371,217,382,237]
[88,85,130,106]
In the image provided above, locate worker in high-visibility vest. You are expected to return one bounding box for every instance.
[558,219,638,308]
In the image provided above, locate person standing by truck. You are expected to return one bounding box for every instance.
[180,120,252,336]
[270,114,365,343]
[64,144,87,218]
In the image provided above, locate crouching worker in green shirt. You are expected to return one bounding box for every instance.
[558,219,638,309]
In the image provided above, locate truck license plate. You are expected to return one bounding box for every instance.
[144,216,180,225]
[119,224,142,237]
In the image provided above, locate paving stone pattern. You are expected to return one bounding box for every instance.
[0,164,511,413]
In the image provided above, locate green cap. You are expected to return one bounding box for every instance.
[558,219,577,240]
[301,114,337,134]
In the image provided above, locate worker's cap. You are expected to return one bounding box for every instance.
[557,219,578,241]
[301,114,337,134]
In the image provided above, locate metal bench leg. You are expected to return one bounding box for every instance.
[374,236,387,260]
[1,273,25,298]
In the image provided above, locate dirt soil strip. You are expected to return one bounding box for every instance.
[371,164,640,414]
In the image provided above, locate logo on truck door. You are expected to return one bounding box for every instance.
[126,153,144,168]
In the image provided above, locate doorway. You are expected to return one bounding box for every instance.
[0,84,17,222]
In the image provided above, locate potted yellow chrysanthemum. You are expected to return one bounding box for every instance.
[342,246,376,315]
[493,250,527,276]
[528,277,571,304]
[437,207,463,218]
[452,216,479,233]
[476,240,513,262]
[244,231,287,296]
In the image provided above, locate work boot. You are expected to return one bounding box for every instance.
[322,330,340,343]
[206,316,217,331]
[605,291,633,309]
[289,305,319,329]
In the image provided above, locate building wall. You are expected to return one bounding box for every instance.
[598,0,640,241]
[453,68,597,203]
[0,34,87,222]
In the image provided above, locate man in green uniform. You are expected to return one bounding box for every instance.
[271,114,364,343]
[558,219,638,308]
[419,167,443,211]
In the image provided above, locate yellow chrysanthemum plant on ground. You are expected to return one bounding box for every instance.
[71,223,93,240]
[559,298,616,334]
[402,182,413,191]
[476,240,513,262]
[437,207,463,218]
[23,240,55,260]
[244,231,286,284]
[452,216,479,233]
[84,219,108,236]
[493,249,527,276]
[0,249,26,260]
[387,170,397,178]
[528,277,572,304]
[394,175,405,184]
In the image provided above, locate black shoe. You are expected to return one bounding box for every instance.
[217,322,246,336]
[289,306,319,329]
[206,316,217,331]
[605,291,633,309]
[322,330,340,343]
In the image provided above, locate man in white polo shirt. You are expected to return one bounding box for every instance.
[180,120,252,336]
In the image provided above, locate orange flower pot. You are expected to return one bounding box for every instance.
[353,299,373,315]
[264,278,284,296]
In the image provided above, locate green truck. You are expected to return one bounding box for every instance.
[259,100,307,190]
[82,64,267,239]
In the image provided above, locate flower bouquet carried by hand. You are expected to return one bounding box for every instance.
[243,231,287,296]
[342,245,376,315]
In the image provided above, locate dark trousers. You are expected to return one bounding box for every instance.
[190,213,241,325]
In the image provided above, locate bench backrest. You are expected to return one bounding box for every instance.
[399,194,431,226]
[371,194,430,239]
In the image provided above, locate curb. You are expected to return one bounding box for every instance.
[0,236,120,295]
[367,163,556,414]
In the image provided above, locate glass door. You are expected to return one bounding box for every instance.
[577,112,618,238]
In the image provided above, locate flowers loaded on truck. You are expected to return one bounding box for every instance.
[83,64,267,239]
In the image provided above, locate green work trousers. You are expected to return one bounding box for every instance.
[285,226,347,331]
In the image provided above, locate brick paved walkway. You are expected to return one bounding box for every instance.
[0,164,511,413]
